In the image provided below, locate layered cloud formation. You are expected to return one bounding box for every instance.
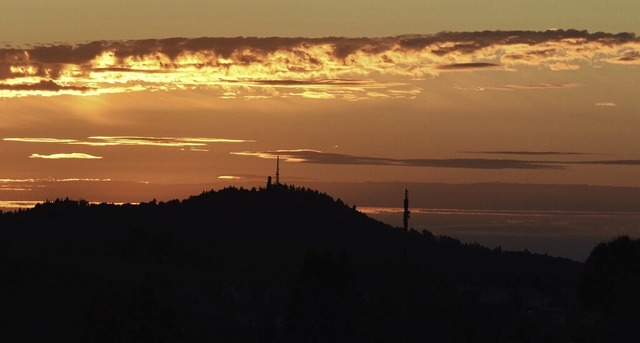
[0,177,111,193]
[3,136,255,160]
[1,30,638,99]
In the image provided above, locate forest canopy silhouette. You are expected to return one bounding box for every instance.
[0,184,638,342]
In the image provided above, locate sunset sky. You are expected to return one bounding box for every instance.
[2,1,639,259]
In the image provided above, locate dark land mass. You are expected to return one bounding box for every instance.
[0,184,638,342]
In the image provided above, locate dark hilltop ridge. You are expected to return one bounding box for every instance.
[1,184,639,342]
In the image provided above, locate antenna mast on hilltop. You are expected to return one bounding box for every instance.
[403,188,410,232]
[265,154,282,189]
[275,155,280,185]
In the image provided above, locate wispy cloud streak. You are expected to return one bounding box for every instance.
[567,160,640,166]
[4,136,255,147]
[0,177,111,183]
[482,82,583,91]
[464,151,592,156]
[595,102,617,107]
[232,149,640,170]
[0,177,112,195]
[231,150,562,169]
[1,30,637,98]
[29,153,102,159]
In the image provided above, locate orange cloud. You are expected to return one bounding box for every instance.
[3,137,77,143]
[218,175,242,180]
[1,30,638,99]
[29,153,103,159]
[4,136,255,147]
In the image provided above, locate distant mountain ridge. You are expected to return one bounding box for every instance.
[0,184,624,342]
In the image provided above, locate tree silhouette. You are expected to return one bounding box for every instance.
[578,235,640,341]
[0,184,589,342]
[286,251,365,343]
[579,236,640,318]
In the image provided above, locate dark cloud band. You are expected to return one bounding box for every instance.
[232,150,563,170]
[233,149,640,170]
[464,151,592,156]
[0,80,93,92]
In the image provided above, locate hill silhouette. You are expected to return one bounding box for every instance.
[0,184,634,342]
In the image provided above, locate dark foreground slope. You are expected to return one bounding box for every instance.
[0,185,615,342]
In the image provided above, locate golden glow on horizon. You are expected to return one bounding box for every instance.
[0,200,41,209]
